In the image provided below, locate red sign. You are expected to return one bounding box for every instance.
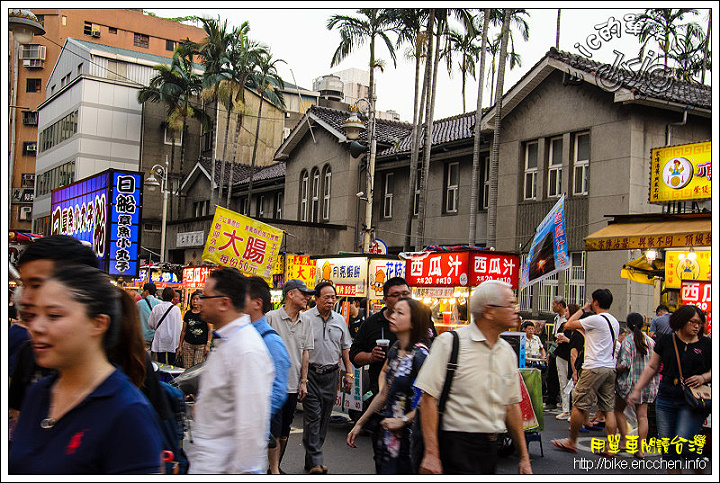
[183,266,212,290]
[336,284,357,296]
[471,252,520,289]
[406,252,470,287]
[681,280,712,335]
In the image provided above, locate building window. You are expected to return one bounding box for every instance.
[310,168,320,223]
[299,170,309,222]
[35,215,51,236]
[134,33,150,49]
[26,78,41,93]
[257,195,266,218]
[573,131,590,195]
[548,136,563,198]
[194,200,209,217]
[274,192,283,219]
[106,59,128,82]
[240,197,249,215]
[383,172,394,218]
[322,166,332,221]
[109,26,118,34]
[77,63,84,75]
[538,273,559,314]
[444,162,459,213]
[35,14,45,26]
[524,141,538,200]
[413,168,422,216]
[476,155,490,211]
[164,126,183,145]
[565,252,586,305]
[22,110,39,126]
[20,44,46,60]
[39,110,78,152]
[84,22,100,37]
[36,160,76,197]
[23,142,37,156]
[166,39,176,51]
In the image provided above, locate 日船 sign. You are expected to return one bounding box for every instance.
[51,169,142,277]
[405,251,520,289]
[649,141,711,203]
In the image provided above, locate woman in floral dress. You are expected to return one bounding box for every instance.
[614,312,659,458]
[347,297,431,473]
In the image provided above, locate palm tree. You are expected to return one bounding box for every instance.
[701,11,711,84]
[327,8,397,251]
[485,8,528,105]
[469,9,490,245]
[247,51,286,208]
[667,22,707,81]
[444,26,481,112]
[556,9,561,49]
[636,9,699,69]
[196,17,233,210]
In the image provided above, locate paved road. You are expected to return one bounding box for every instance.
[276,406,711,476]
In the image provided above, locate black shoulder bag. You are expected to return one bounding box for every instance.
[672,334,712,413]
[410,330,460,473]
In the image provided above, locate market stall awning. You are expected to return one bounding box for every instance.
[620,256,665,285]
[585,218,711,251]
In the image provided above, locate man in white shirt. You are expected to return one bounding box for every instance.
[414,280,532,475]
[148,287,183,365]
[552,288,619,456]
[186,268,274,474]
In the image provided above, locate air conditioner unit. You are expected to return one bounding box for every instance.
[91,30,101,38]
[23,59,44,68]
[19,206,32,221]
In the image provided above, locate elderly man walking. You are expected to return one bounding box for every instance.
[414,280,532,474]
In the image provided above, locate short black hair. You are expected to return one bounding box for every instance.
[656,304,669,315]
[208,267,247,311]
[314,281,336,298]
[592,288,613,310]
[383,276,409,297]
[143,282,157,296]
[247,276,272,314]
[161,287,176,302]
[669,304,706,335]
[17,234,98,269]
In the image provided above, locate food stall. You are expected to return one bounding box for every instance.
[403,248,520,334]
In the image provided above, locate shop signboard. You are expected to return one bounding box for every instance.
[368,258,405,299]
[286,254,317,289]
[471,251,520,289]
[334,365,364,413]
[177,230,205,248]
[183,266,212,290]
[405,252,470,287]
[51,169,142,277]
[681,280,711,335]
[665,250,711,289]
[649,141,711,203]
[202,206,283,280]
[315,257,368,296]
[520,195,570,288]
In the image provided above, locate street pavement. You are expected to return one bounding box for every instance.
[275,405,712,476]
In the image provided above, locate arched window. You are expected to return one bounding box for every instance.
[322,165,332,221]
[310,167,320,223]
[299,169,309,222]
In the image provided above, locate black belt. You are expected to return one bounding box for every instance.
[309,364,339,375]
[440,430,498,441]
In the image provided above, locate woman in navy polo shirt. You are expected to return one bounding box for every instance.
[9,266,163,474]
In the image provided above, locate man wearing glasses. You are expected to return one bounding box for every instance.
[187,268,274,474]
[349,277,410,406]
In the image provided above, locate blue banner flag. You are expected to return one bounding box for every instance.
[520,195,570,288]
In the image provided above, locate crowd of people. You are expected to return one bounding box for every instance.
[7,235,711,475]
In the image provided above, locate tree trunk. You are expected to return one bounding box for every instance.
[487,10,511,248]
[556,9,561,49]
[210,100,219,210]
[227,108,243,209]
[403,27,428,252]
[248,87,266,213]
[468,10,490,245]
[363,33,377,252]
[219,103,232,205]
[415,13,441,251]
[461,53,467,112]
[169,133,176,221]
[178,116,188,217]
[701,11,710,84]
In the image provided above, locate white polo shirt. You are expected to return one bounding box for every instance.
[414,323,521,434]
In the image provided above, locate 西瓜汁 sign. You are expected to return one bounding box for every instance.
[471,252,520,289]
[406,252,470,287]
[183,266,212,290]
[681,280,711,335]
[51,169,142,277]
[649,141,711,203]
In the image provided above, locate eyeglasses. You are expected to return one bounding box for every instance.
[198,294,227,300]
[488,303,519,310]
[387,291,411,298]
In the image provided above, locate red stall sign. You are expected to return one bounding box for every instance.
[183,266,212,290]
[405,252,470,287]
[681,280,712,335]
[471,252,520,289]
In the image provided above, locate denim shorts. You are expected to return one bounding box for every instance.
[655,395,707,462]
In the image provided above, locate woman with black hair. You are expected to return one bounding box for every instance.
[629,305,711,472]
[176,290,211,368]
[9,265,163,474]
[614,312,658,458]
[346,297,431,473]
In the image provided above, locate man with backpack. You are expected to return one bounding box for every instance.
[552,288,620,456]
[137,283,161,351]
[148,287,183,365]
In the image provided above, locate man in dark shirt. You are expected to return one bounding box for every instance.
[349,277,410,400]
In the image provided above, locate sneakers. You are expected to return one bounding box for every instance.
[308,465,328,474]
[556,411,571,420]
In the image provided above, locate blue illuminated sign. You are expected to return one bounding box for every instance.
[51,169,143,277]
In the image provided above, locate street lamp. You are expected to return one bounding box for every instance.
[145,160,170,263]
[342,102,377,253]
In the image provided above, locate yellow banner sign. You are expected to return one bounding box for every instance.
[665,250,711,289]
[286,254,317,289]
[586,231,712,251]
[650,141,711,203]
[202,206,283,279]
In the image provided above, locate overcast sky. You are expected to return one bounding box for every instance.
[149,4,714,122]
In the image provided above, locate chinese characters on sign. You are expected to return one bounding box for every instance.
[183,266,213,290]
[590,434,706,456]
[586,232,712,251]
[315,258,368,296]
[405,252,470,287]
[521,195,570,288]
[681,280,711,336]
[649,142,712,203]
[471,252,520,289]
[286,255,316,289]
[665,251,711,289]
[110,173,141,276]
[368,259,405,299]
[177,231,205,248]
[202,206,283,280]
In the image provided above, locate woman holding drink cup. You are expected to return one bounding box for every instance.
[347,297,431,473]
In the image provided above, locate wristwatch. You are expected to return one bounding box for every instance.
[402,415,409,424]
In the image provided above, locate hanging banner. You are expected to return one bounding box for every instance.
[368,259,406,299]
[680,280,712,336]
[470,251,520,289]
[405,252,470,287]
[520,195,570,288]
[649,141,711,203]
[315,257,368,296]
[202,206,283,280]
[286,254,317,289]
[183,266,213,290]
[665,250,711,289]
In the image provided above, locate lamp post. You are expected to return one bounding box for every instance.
[144,159,170,263]
[342,100,376,253]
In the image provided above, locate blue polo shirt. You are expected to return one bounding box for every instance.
[252,315,290,416]
[137,295,162,342]
[9,369,163,474]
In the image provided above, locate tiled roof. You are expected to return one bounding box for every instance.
[237,162,286,184]
[198,158,285,187]
[307,105,413,146]
[380,111,480,156]
[547,47,711,109]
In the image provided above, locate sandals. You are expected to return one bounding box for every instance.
[552,438,578,453]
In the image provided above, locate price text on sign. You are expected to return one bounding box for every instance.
[406,252,470,287]
[471,252,520,289]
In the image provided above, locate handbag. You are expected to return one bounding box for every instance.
[672,334,711,412]
[547,341,558,356]
[410,330,460,473]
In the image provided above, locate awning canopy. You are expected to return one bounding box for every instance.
[585,218,711,251]
[620,256,665,285]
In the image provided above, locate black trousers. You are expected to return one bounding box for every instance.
[439,430,498,474]
[546,354,560,405]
